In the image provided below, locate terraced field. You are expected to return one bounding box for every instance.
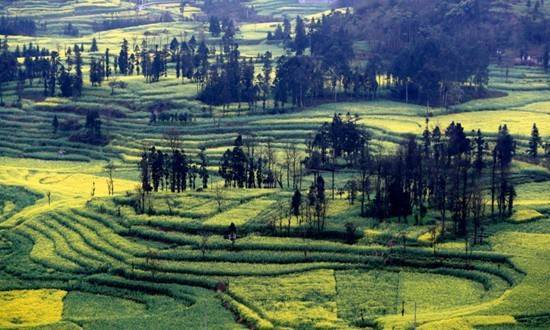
[0,1,549,329]
[0,149,548,328]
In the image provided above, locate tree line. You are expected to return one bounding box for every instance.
[142,114,534,242]
[302,114,521,241]
[0,16,36,36]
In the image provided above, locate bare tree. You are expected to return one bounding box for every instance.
[282,142,302,189]
[104,161,116,195]
[163,127,182,153]
[471,186,486,245]
[214,184,224,212]
[165,197,177,215]
[108,78,127,95]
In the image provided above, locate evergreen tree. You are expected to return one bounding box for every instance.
[58,66,73,97]
[90,38,99,52]
[528,123,541,158]
[198,146,209,189]
[105,48,111,79]
[118,39,129,75]
[74,46,83,95]
[209,16,222,37]
[294,16,308,55]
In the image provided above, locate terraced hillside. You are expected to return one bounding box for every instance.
[0,0,550,329]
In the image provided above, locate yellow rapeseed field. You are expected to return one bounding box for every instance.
[0,289,67,328]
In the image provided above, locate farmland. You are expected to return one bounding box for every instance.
[0,0,549,329]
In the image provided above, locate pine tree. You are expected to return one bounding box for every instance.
[90,38,99,52]
[74,46,83,95]
[198,146,209,189]
[294,16,308,55]
[473,129,485,173]
[105,48,111,79]
[528,123,541,158]
[118,39,129,75]
[58,66,73,97]
[209,16,221,37]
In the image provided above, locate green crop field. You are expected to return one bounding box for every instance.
[0,0,549,329]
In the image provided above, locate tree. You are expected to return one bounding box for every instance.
[214,184,224,212]
[294,16,308,55]
[52,115,59,134]
[118,39,129,75]
[80,110,105,144]
[89,57,104,86]
[74,45,83,96]
[256,53,274,112]
[528,123,542,158]
[105,161,116,195]
[493,125,516,219]
[105,48,111,79]
[163,127,181,153]
[58,66,73,97]
[291,189,302,224]
[0,49,18,104]
[90,38,99,52]
[209,16,222,37]
[108,79,127,95]
[198,146,209,189]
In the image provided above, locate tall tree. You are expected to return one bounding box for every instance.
[294,16,308,55]
[528,123,541,158]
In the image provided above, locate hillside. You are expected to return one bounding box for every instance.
[0,0,549,329]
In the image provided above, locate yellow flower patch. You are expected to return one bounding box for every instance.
[0,289,67,328]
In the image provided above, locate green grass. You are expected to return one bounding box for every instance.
[0,184,42,224]
[335,269,399,323]
[229,269,346,329]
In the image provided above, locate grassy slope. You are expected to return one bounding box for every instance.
[0,2,549,329]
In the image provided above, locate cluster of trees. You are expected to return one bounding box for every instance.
[134,112,528,242]
[42,46,84,98]
[101,15,347,111]
[218,135,304,189]
[306,113,369,167]
[88,37,181,86]
[351,1,492,105]
[0,38,18,104]
[351,0,550,104]
[91,14,173,32]
[138,145,210,196]
[288,175,328,234]
[10,42,50,58]
[200,14,377,110]
[63,23,79,37]
[208,16,236,39]
[218,135,285,189]
[150,111,193,124]
[0,16,36,35]
[198,46,258,111]
[266,17,291,42]
[54,110,107,145]
[302,115,518,240]
[0,38,82,104]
